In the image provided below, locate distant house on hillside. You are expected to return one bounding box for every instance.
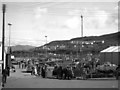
[70,40,104,45]
[100,46,120,65]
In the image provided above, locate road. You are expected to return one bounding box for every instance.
[2,65,119,88]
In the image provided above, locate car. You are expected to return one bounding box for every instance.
[11,61,18,65]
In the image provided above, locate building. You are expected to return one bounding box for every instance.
[100,46,120,65]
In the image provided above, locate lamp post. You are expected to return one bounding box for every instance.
[79,15,83,62]
[45,36,47,59]
[81,15,83,37]
[7,23,12,75]
[8,23,12,48]
[45,36,47,44]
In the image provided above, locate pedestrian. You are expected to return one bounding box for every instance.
[24,62,27,69]
[31,66,35,75]
[62,67,68,80]
[41,66,46,78]
[23,63,25,69]
[6,66,10,76]
[18,61,21,68]
[37,65,41,76]
[57,66,63,79]
[53,65,58,76]
[34,65,37,76]
[21,63,23,69]
[2,68,7,87]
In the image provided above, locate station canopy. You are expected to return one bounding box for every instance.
[101,46,120,53]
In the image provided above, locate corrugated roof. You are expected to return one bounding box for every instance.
[101,46,120,52]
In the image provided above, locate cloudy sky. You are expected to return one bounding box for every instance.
[0,0,119,46]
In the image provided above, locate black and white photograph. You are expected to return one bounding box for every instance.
[0,0,119,89]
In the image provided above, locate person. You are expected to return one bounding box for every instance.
[57,66,63,79]
[34,65,37,76]
[62,67,68,80]
[21,63,23,69]
[37,65,41,76]
[66,66,73,80]
[6,66,10,76]
[2,68,7,87]
[53,65,58,76]
[24,62,27,69]
[18,61,21,68]
[41,66,46,78]
[31,66,35,75]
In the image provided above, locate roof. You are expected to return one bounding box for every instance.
[101,46,120,53]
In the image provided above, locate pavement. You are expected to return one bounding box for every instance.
[0,65,119,88]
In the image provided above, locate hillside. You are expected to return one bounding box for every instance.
[71,31,119,42]
[11,45,35,51]
[36,32,119,50]
[12,32,119,57]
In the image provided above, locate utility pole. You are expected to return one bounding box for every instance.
[7,23,12,75]
[81,15,83,37]
[80,15,83,61]
[8,23,12,48]
[2,4,6,71]
[45,36,47,44]
[45,36,47,60]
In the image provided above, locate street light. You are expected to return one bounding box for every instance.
[8,23,12,48]
[45,36,47,59]
[81,15,83,37]
[45,36,47,44]
[79,15,83,61]
[7,23,12,75]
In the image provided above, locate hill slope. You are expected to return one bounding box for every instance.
[11,45,35,51]
[37,32,119,49]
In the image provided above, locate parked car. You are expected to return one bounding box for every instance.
[11,61,18,65]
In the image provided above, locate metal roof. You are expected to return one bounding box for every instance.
[101,46,120,52]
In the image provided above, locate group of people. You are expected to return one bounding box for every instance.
[30,64,47,78]
[28,63,90,80]
[53,65,74,80]
[18,61,27,69]
[26,60,100,80]
[28,63,75,80]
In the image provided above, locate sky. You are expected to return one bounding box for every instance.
[0,0,119,46]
